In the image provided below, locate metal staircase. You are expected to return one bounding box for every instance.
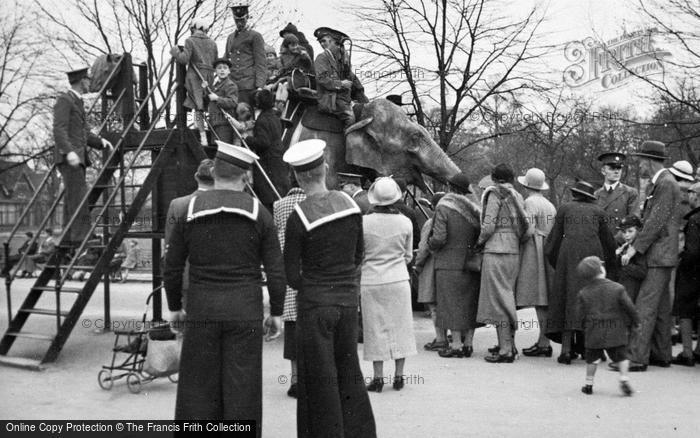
[0,55,188,370]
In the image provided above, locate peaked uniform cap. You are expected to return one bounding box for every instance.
[215,140,259,169]
[597,152,626,166]
[67,68,89,84]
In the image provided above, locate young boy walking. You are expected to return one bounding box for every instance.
[576,256,640,396]
[204,58,239,145]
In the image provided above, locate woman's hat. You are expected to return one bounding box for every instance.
[669,160,694,182]
[368,177,402,206]
[491,163,515,184]
[570,180,597,200]
[517,168,549,191]
[190,18,209,31]
[632,140,667,161]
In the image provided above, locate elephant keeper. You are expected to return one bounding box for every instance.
[164,141,285,433]
[53,67,113,246]
[283,139,377,438]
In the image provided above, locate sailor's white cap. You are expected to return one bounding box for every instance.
[215,140,259,169]
[283,139,326,171]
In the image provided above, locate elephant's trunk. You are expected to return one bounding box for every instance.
[414,139,460,184]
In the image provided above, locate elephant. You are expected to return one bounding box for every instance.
[89,54,126,93]
[287,98,461,190]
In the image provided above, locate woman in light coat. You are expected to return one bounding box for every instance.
[515,168,557,357]
[361,177,416,392]
[477,164,531,363]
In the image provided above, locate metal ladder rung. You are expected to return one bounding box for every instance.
[5,332,54,341]
[31,286,82,294]
[104,165,152,170]
[89,204,132,209]
[19,308,70,317]
[93,184,142,189]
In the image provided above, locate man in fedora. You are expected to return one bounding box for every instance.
[516,168,557,357]
[283,139,376,437]
[617,140,682,371]
[594,152,640,241]
[225,3,267,106]
[54,67,113,247]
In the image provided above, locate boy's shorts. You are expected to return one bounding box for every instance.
[585,345,627,364]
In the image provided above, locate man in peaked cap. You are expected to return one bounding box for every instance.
[594,152,640,242]
[226,2,267,106]
[313,27,367,128]
[337,172,370,214]
[164,140,285,434]
[54,67,113,246]
[615,140,681,372]
[283,139,376,438]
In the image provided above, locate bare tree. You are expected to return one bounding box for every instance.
[0,3,57,167]
[351,0,551,152]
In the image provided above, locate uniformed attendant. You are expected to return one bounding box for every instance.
[594,152,640,240]
[337,172,370,214]
[53,67,113,246]
[283,140,376,438]
[164,141,285,434]
[225,4,267,106]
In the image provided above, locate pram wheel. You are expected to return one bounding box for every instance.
[126,372,142,394]
[98,370,113,390]
[168,373,178,383]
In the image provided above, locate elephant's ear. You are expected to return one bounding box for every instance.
[345,119,383,172]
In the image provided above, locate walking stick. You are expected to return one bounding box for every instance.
[187,62,282,201]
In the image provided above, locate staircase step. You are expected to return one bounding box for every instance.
[6,331,54,341]
[89,204,132,209]
[19,308,70,317]
[32,286,82,294]
[93,184,142,189]
[0,356,44,371]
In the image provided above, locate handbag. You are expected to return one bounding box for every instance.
[464,248,483,272]
[143,330,181,377]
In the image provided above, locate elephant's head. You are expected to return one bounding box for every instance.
[345,99,460,188]
[89,54,123,93]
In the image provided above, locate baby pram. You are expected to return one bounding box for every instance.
[97,287,181,394]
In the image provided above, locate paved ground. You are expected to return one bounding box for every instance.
[1,279,699,437]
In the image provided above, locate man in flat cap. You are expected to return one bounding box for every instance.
[337,172,370,214]
[164,141,285,434]
[54,67,113,247]
[225,3,267,106]
[313,27,367,128]
[283,139,376,438]
[615,140,681,372]
[594,152,640,242]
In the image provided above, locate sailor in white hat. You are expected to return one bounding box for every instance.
[164,139,285,429]
[282,139,376,436]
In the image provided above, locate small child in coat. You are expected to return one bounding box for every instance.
[230,102,255,145]
[615,215,647,303]
[203,58,238,145]
[171,18,217,147]
[576,256,640,396]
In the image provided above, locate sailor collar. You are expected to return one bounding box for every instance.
[294,190,360,231]
[186,190,259,222]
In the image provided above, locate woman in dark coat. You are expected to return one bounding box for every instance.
[246,89,288,210]
[428,173,482,358]
[544,180,616,364]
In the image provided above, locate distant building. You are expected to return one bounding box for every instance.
[0,160,61,230]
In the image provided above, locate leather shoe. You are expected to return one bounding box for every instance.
[287,383,298,398]
[522,344,553,357]
[557,352,575,365]
[670,353,695,367]
[620,381,633,396]
[629,362,647,372]
[439,347,464,358]
[485,352,514,363]
[461,346,473,357]
[581,385,593,395]
[423,339,448,351]
[648,358,671,368]
[393,376,405,391]
[367,377,384,393]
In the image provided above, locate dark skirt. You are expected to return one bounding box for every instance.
[435,269,480,331]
